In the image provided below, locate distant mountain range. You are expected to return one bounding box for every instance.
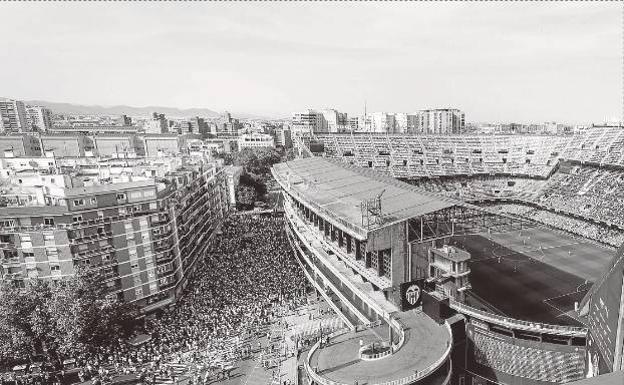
[24,100,275,120]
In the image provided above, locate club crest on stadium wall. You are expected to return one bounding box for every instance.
[400,279,424,311]
[406,284,421,306]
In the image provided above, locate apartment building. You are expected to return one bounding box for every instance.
[26,106,53,132]
[0,98,28,132]
[291,109,327,134]
[275,127,292,149]
[190,117,208,135]
[370,112,396,133]
[417,108,465,134]
[237,133,275,149]
[145,113,168,134]
[321,109,348,133]
[0,156,230,312]
[394,113,419,133]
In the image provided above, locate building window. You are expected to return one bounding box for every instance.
[73,199,85,206]
[44,218,55,226]
[72,215,83,223]
[369,251,378,270]
[380,249,392,280]
[50,264,60,272]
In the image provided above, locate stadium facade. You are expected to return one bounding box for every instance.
[0,153,230,312]
[274,151,624,385]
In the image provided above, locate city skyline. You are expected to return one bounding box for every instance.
[0,2,620,124]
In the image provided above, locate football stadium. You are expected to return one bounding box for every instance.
[274,126,624,385]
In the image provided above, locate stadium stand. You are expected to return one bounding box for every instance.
[274,154,624,385]
[471,329,586,383]
[311,127,624,249]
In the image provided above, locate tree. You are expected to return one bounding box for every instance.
[0,281,38,362]
[47,268,136,357]
[0,269,137,365]
[233,148,282,177]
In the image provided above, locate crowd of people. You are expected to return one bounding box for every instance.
[5,214,307,385]
[408,163,624,248]
[484,203,624,248]
[536,165,624,229]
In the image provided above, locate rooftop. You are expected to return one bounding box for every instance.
[272,157,457,235]
[432,245,471,262]
[64,179,156,198]
[0,205,68,218]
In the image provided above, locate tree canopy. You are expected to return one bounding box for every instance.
[0,269,136,365]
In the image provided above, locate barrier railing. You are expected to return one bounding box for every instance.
[389,318,405,353]
[448,299,587,337]
[359,342,392,361]
[304,329,350,385]
[304,323,453,385]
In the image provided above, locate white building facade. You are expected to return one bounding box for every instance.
[0,98,28,132]
[26,106,53,131]
[237,133,275,149]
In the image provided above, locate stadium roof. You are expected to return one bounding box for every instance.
[272,157,458,235]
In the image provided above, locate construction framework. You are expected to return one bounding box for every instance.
[406,205,533,244]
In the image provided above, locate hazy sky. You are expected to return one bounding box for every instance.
[0,2,620,123]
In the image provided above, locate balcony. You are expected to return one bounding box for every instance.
[1,257,20,268]
[101,267,119,280]
[0,241,16,250]
[69,230,113,245]
[154,240,173,253]
[158,278,176,290]
[24,257,36,269]
[285,201,391,290]
[73,245,114,260]
[156,252,175,264]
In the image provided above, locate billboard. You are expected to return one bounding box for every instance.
[400,279,425,311]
